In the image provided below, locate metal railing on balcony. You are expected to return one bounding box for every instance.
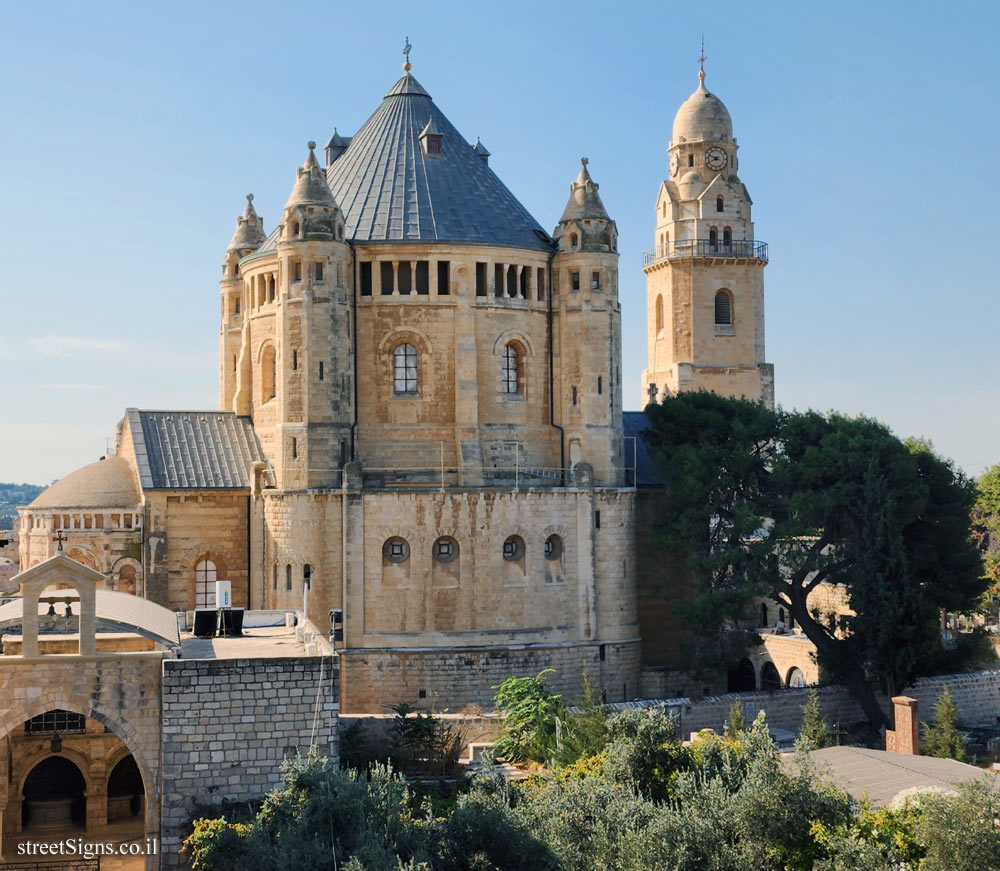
[642,239,768,266]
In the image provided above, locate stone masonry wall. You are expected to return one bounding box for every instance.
[619,669,1000,737]
[159,655,339,867]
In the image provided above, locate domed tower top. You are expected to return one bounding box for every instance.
[671,68,733,144]
[559,157,609,222]
[227,194,267,253]
[285,142,338,210]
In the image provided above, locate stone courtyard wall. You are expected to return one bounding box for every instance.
[159,655,339,868]
[618,669,1000,737]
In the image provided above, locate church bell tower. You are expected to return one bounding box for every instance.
[641,61,773,409]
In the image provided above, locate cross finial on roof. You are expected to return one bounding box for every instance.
[247,193,254,203]
[698,35,707,84]
[53,531,67,552]
[402,36,412,71]
[581,157,588,167]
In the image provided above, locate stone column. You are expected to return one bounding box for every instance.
[885,696,920,755]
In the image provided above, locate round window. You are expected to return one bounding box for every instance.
[502,535,525,562]
[544,534,563,561]
[382,537,410,564]
[433,536,459,563]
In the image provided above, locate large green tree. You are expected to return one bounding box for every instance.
[643,393,985,730]
[972,463,1000,611]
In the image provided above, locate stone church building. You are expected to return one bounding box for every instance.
[18,59,777,713]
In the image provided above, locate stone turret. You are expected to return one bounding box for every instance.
[552,158,624,485]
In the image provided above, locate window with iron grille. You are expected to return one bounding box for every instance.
[393,344,418,394]
[502,345,520,395]
[714,290,732,325]
[25,710,86,735]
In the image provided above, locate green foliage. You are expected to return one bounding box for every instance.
[972,463,1000,607]
[600,707,688,802]
[921,685,968,762]
[643,395,987,729]
[918,780,1000,871]
[798,689,831,751]
[387,702,467,777]
[727,699,746,737]
[492,671,606,767]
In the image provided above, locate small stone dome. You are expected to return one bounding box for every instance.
[672,70,733,143]
[285,142,338,210]
[29,457,141,510]
[227,194,267,253]
[680,170,703,184]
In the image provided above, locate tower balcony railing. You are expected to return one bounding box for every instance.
[642,239,768,266]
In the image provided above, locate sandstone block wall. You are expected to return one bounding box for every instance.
[159,655,339,867]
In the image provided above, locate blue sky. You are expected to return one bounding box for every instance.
[1,0,997,484]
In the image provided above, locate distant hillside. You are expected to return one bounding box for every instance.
[0,482,45,529]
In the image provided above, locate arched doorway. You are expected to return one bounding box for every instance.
[786,667,807,688]
[107,754,145,824]
[727,658,757,692]
[22,756,87,831]
[761,662,782,692]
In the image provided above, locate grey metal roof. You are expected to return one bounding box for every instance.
[623,411,666,487]
[326,73,552,251]
[127,409,266,490]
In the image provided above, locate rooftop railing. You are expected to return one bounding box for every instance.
[643,239,768,266]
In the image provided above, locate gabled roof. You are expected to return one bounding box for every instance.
[126,410,266,490]
[326,72,551,251]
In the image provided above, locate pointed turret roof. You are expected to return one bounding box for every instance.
[285,142,338,210]
[472,137,491,160]
[559,157,609,222]
[326,71,550,250]
[227,193,267,252]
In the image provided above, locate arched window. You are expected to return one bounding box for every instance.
[502,535,525,562]
[544,534,563,561]
[268,276,276,301]
[285,564,292,591]
[723,227,732,247]
[759,602,768,628]
[715,290,733,326]
[502,344,521,395]
[432,536,459,563]
[393,344,418,395]
[709,227,718,251]
[661,202,667,218]
[194,559,217,609]
[655,295,664,333]
[716,196,724,212]
[761,662,782,692]
[261,345,276,401]
[570,233,578,250]
[118,564,136,596]
[383,537,410,564]
[292,222,300,237]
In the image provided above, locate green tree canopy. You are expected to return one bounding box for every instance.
[643,393,985,730]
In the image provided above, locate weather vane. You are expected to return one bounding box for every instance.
[698,35,707,72]
[403,36,412,71]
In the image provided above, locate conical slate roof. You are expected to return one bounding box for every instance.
[326,73,551,251]
[559,158,609,222]
[286,142,338,210]
[228,194,267,252]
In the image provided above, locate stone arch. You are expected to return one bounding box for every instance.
[491,329,535,358]
[0,695,158,862]
[760,661,782,692]
[110,556,142,595]
[180,543,236,611]
[715,288,734,326]
[17,745,95,800]
[258,341,277,402]
[376,327,432,359]
[541,523,568,585]
[727,657,757,692]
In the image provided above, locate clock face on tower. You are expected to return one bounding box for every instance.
[669,152,679,177]
[705,146,728,171]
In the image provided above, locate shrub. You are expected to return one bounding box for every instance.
[798,688,831,750]
[921,685,968,761]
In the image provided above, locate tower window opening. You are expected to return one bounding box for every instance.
[591,271,600,291]
[572,386,578,406]
[688,153,694,167]
[661,202,667,218]
[502,344,521,395]
[194,559,218,609]
[380,261,394,294]
[476,262,487,297]
[595,510,601,529]
[393,343,418,395]
[272,563,277,591]
[269,275,276,301]
[234,297,241,315]
[709,228,718,252]
[292,437,297,459]
[716,196,724,212]
[570,233,578,250]
[723,227,732,247]
[261,345,276,401]
[292,261,302,282]
[506,265,517,297]
[303,564,311,589]
[714,290,733,325]
[292,222,300,237]
[314,261,324,281]
[571,271,580,291]
[415,260,429,295]
[292,350,298,370]
[519,267,527,298]
[494,263,504,297]
[360,261,373,296]
[383,537,410,563]
[502,535,525,562]
[536,267,545,301]
[398,261,412,295]
[318,361,324,380]
[286,564,292,592]
[597,376,602,395]
[437,261,450,295]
